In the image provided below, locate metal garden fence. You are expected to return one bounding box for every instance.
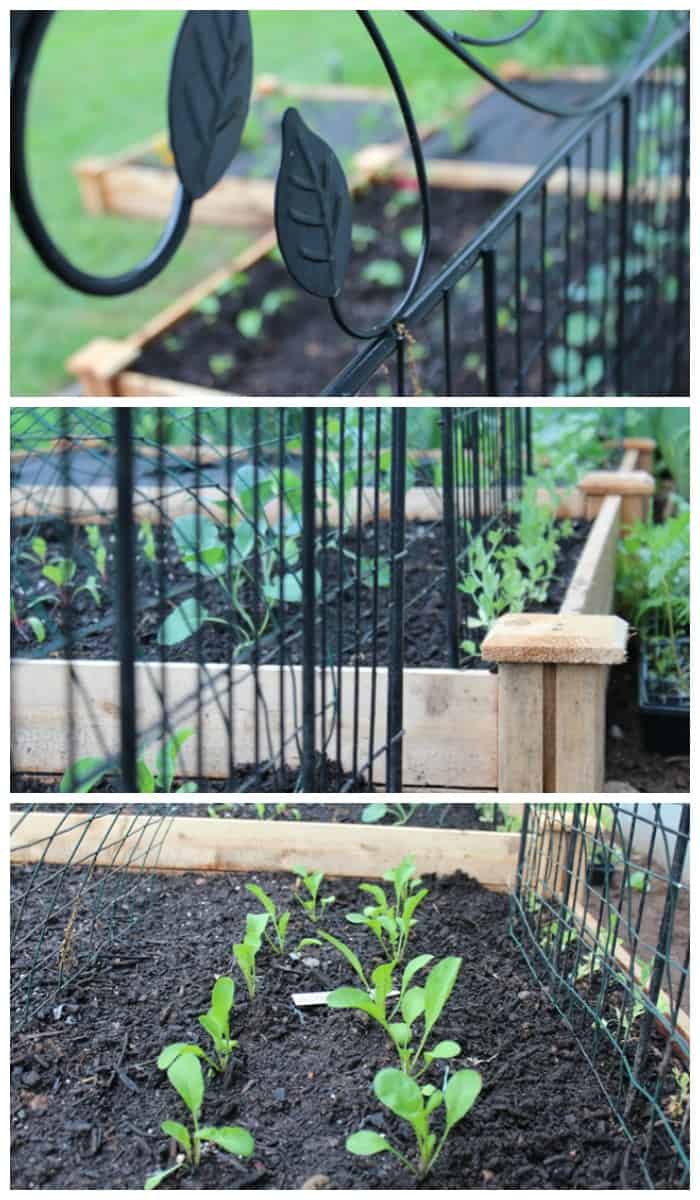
[12,12,689,398]
[11,405,530,793]
[511,802,690,1189]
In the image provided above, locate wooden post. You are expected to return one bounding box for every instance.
[482,613,628,793]
[578,468,655,531]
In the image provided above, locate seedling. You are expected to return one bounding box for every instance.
[237,308,263,338]
[139,521,157,564]
[209,353,236,377]
[665,1066,689,1120]
[362,258,404,288]
[11,594,46,644]
[246,883,290,954]
[361,803,418,827]
[346,1064,481,1179]
[233,912,270,999]
[145,1052,254,1189]
[346,856,427,964]
[158,977,237,1076]
[292,866,335,923]
[59,727,197,793]
[85,524,107,580]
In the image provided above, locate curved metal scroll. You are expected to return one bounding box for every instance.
[12,6,670,325]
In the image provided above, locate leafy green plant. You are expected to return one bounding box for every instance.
[237,308,263,338]
[665,1066,689,1120]
[345,855,427,965]
[608,958,670,1037]
[361,803,417,826]
[59,727,197,793]
[292,866,335,923]
[209,353,236,377]
[362,259,404,288]
[232,912,270,999]
[346,1065,481,1179]
[11,594,46,644]
[246,883,290,954]
[85,524,107,580]
[139,520,157,564]
[145,1052,254,1189]
[158,976,237,1076]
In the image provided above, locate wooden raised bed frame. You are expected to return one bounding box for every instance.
[10,448,654,793]
[9,803,688,1055]
[65,63,682,400]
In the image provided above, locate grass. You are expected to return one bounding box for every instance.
[12,10,649,395]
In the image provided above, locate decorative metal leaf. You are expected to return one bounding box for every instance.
[168,11,253,200]
[275,108,352,300]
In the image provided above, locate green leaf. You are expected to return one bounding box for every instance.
[326,986,380,1020]
[27,616,46,643]
[423,956,462,1037]
[314,930,368,987]
[145,1164,183,1189]
[244,912,270,949]
[361,803,388,824]
[401,986,425,1027]
[158,598,211,646]
[157,1043,204,1070]
[59,757,107,793]
[549,346,582,379]
[198,1126,254,1157]
[43,558,76,588]
[444,1069,482,1132]
[425,1090,443,1116]
[167,1053,204,1121]
[402,954,433,992]
[211,976,234,1025]
[156,727,194,792]
[388,1022,411,1047]
[137,759,156,794]
[371,962,394,1011]
[565,312,600,346]
[161,1120,191,1155]
[198,1013,223,1044]
[374,1067,423,1121]
[246,883,275,917]
[346,1130,390,1156]
[31,536,47,562]
[237,308,263,338]
[426,1039,461,1060]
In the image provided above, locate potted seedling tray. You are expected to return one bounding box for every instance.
[73,75,408,230]
[638,635,690,754]
[10,806,688,1189]
[11,450,654,793]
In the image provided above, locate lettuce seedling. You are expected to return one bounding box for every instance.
[233,912,270,999]
[246,883,290,954]
[292,865,335,923]
[346,1065,481,1179]
[346,855,427,963]
[386,956,463,1077]
[157,977,237,1076]
[145,1052,254,1189]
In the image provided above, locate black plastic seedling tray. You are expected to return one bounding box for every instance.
[638,639,690,756]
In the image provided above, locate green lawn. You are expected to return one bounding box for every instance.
[11,10,648,395]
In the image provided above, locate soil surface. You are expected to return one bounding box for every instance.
[605,642,690,793]
[10,516,589,669]
[131,176,688,398]
[10,864,687,1190]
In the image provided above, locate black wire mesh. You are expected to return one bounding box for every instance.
[511,802,690,1189]
[11,405,529,794]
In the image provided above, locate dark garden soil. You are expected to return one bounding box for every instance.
[130,177,687,398]
[10,865,688,1190]
[10,516,589,669]
[605,641,690,794]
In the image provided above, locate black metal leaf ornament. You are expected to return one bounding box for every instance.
[275,108,352,299]
[168,11,253,200]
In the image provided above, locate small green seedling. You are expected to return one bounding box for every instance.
[145,1052,254,1189]
[665,1066,689,1120]
[246,882,290,954]
[361,803,418,827]
[292,865,335,923]
[85,524,107,580]
[233,912,270,999]
[346,855,427,964]
[59,727,197,793]
[346,1065,481,1179]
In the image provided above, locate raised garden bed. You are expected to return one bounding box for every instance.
[9,808,688,1189]
[73,76,404,230]
[11,451,654,793]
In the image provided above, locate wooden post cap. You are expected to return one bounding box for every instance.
[579,469,655,497]
[622,436,657,453]
[481,613,628,665]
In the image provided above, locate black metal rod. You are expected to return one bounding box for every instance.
[440,408,460,669]
[616,94,632,396]
[301,408,317,791]
[115,408,137,791]
[386,408,407,793]
[482,248,499,395]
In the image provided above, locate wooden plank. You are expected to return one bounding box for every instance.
[496,663,544,793]
[560,493,621,615]
[551,664,607,793]
[11,659,498,789]
[102,165,275,229]
[10,813,520,888]
[482,613,628,665]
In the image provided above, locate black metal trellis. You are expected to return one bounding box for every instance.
[11,405,529,793]
[11,11,690,398]
[511,802,690,1189]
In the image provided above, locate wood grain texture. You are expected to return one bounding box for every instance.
[560,494,621,616]
[482,613,628,665]
[10,813,520,888]
[497,663,544,793]
[11,659,498,789]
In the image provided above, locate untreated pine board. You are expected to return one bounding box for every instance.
[549,664,607,793]
[496,663,544,793]
[11,659,499,789]
[10,813,520,889]
[560,493,622,615]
